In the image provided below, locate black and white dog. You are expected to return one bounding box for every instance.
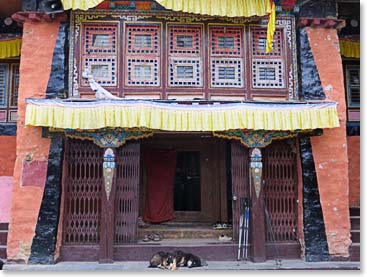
[149,250,201,270]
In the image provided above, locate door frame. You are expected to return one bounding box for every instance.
[140,133,227,223]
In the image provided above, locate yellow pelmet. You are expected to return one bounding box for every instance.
[156,0,273,17]
[61,0,105,10]
[339,40,360,59]
[25,103,340,132]
[156,0,276,53]
[0,38,22,59]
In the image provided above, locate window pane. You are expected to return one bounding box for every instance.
[92,34,110,47]
[0,64,8,107]
[349,87,360,105]
[349,69,360,86]
[134,65,151,79]
[218,67,235,79]
[218,36,235,49]
[177,66,194,79]
[10,64,19,107]
[259,67,276,81]
[135,34,152,48]
[91,65,109,78]
[347,67,360,106]
[177,35,193,48]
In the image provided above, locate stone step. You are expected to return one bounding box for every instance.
[138,225,233,240]
[350,216,360,230]
[349,243,360,262]
[351,230,360,243]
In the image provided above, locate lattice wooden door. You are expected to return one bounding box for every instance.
[263,140,298,242]
[114,143,140,244]
[231,141,250,240]
[62,139,103,245]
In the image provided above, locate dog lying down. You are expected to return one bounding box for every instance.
[149,250,202,270]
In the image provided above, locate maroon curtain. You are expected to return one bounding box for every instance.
[143,149,177,223]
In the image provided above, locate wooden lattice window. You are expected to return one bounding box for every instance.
[73,13,297,99]
[0,61,19,123]
[250,28,286,90]
[346,65,360,107]
[345,64,360,122]
[168,24,203,87]
[209,25,244,88]
[81,23,119,87]
[125,23,161,87]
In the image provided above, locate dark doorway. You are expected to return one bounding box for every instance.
[174,151,201,212]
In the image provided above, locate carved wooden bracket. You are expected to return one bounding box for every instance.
[12,11,67,24]
[297,17,345,30]
[213,129,300,148]
[50,127,154,148]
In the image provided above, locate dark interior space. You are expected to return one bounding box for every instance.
[174,151,201,212]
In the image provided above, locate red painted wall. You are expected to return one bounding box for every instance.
[307,27,351,258]
[0,136,16,176]
[0,136,16,224]
[347,136,360,207]
[6,21,60,263]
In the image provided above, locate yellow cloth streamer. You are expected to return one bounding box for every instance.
[61,0,105,10]
[339,39,360,59]
[0,38,22,59]
[156,0,276,53]
[25,100,340,132]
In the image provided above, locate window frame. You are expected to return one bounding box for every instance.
[70,11,298,101]
[0,59,20,123]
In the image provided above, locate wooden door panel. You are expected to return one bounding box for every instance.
[114,143,140,244]
[62,139,103,246]
[231,141,250,240]
[263,140,298,242]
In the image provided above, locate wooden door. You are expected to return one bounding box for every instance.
[141,135,226,223]
[263,140,298,243]
[62,139,103,246]
[231,141,250,240]
[114,143,140,244]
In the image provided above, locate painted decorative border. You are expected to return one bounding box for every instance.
[50,127,154,148]
[213,129,302,148]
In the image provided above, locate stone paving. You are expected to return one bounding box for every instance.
[3,260,360,271]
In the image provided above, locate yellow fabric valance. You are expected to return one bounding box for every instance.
[61,0,105,10]
[25,99,340,132]
[0,38,22,59]
[156,0,276,53]
[339,39,360,58]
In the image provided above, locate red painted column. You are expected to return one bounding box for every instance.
[6,20,60,263]
[307,27,352,258]
[249,148,266,262]
[347,137,360,207]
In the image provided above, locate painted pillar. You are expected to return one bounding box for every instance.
[6,20,60,263]
[249,148,266,262]
[306,25,352,258]
[347,136,360,207]
[99,148,116,263]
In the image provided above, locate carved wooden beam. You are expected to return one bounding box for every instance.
[297,17,345,30]
[12,11,67,24]
[48,127,154,148]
